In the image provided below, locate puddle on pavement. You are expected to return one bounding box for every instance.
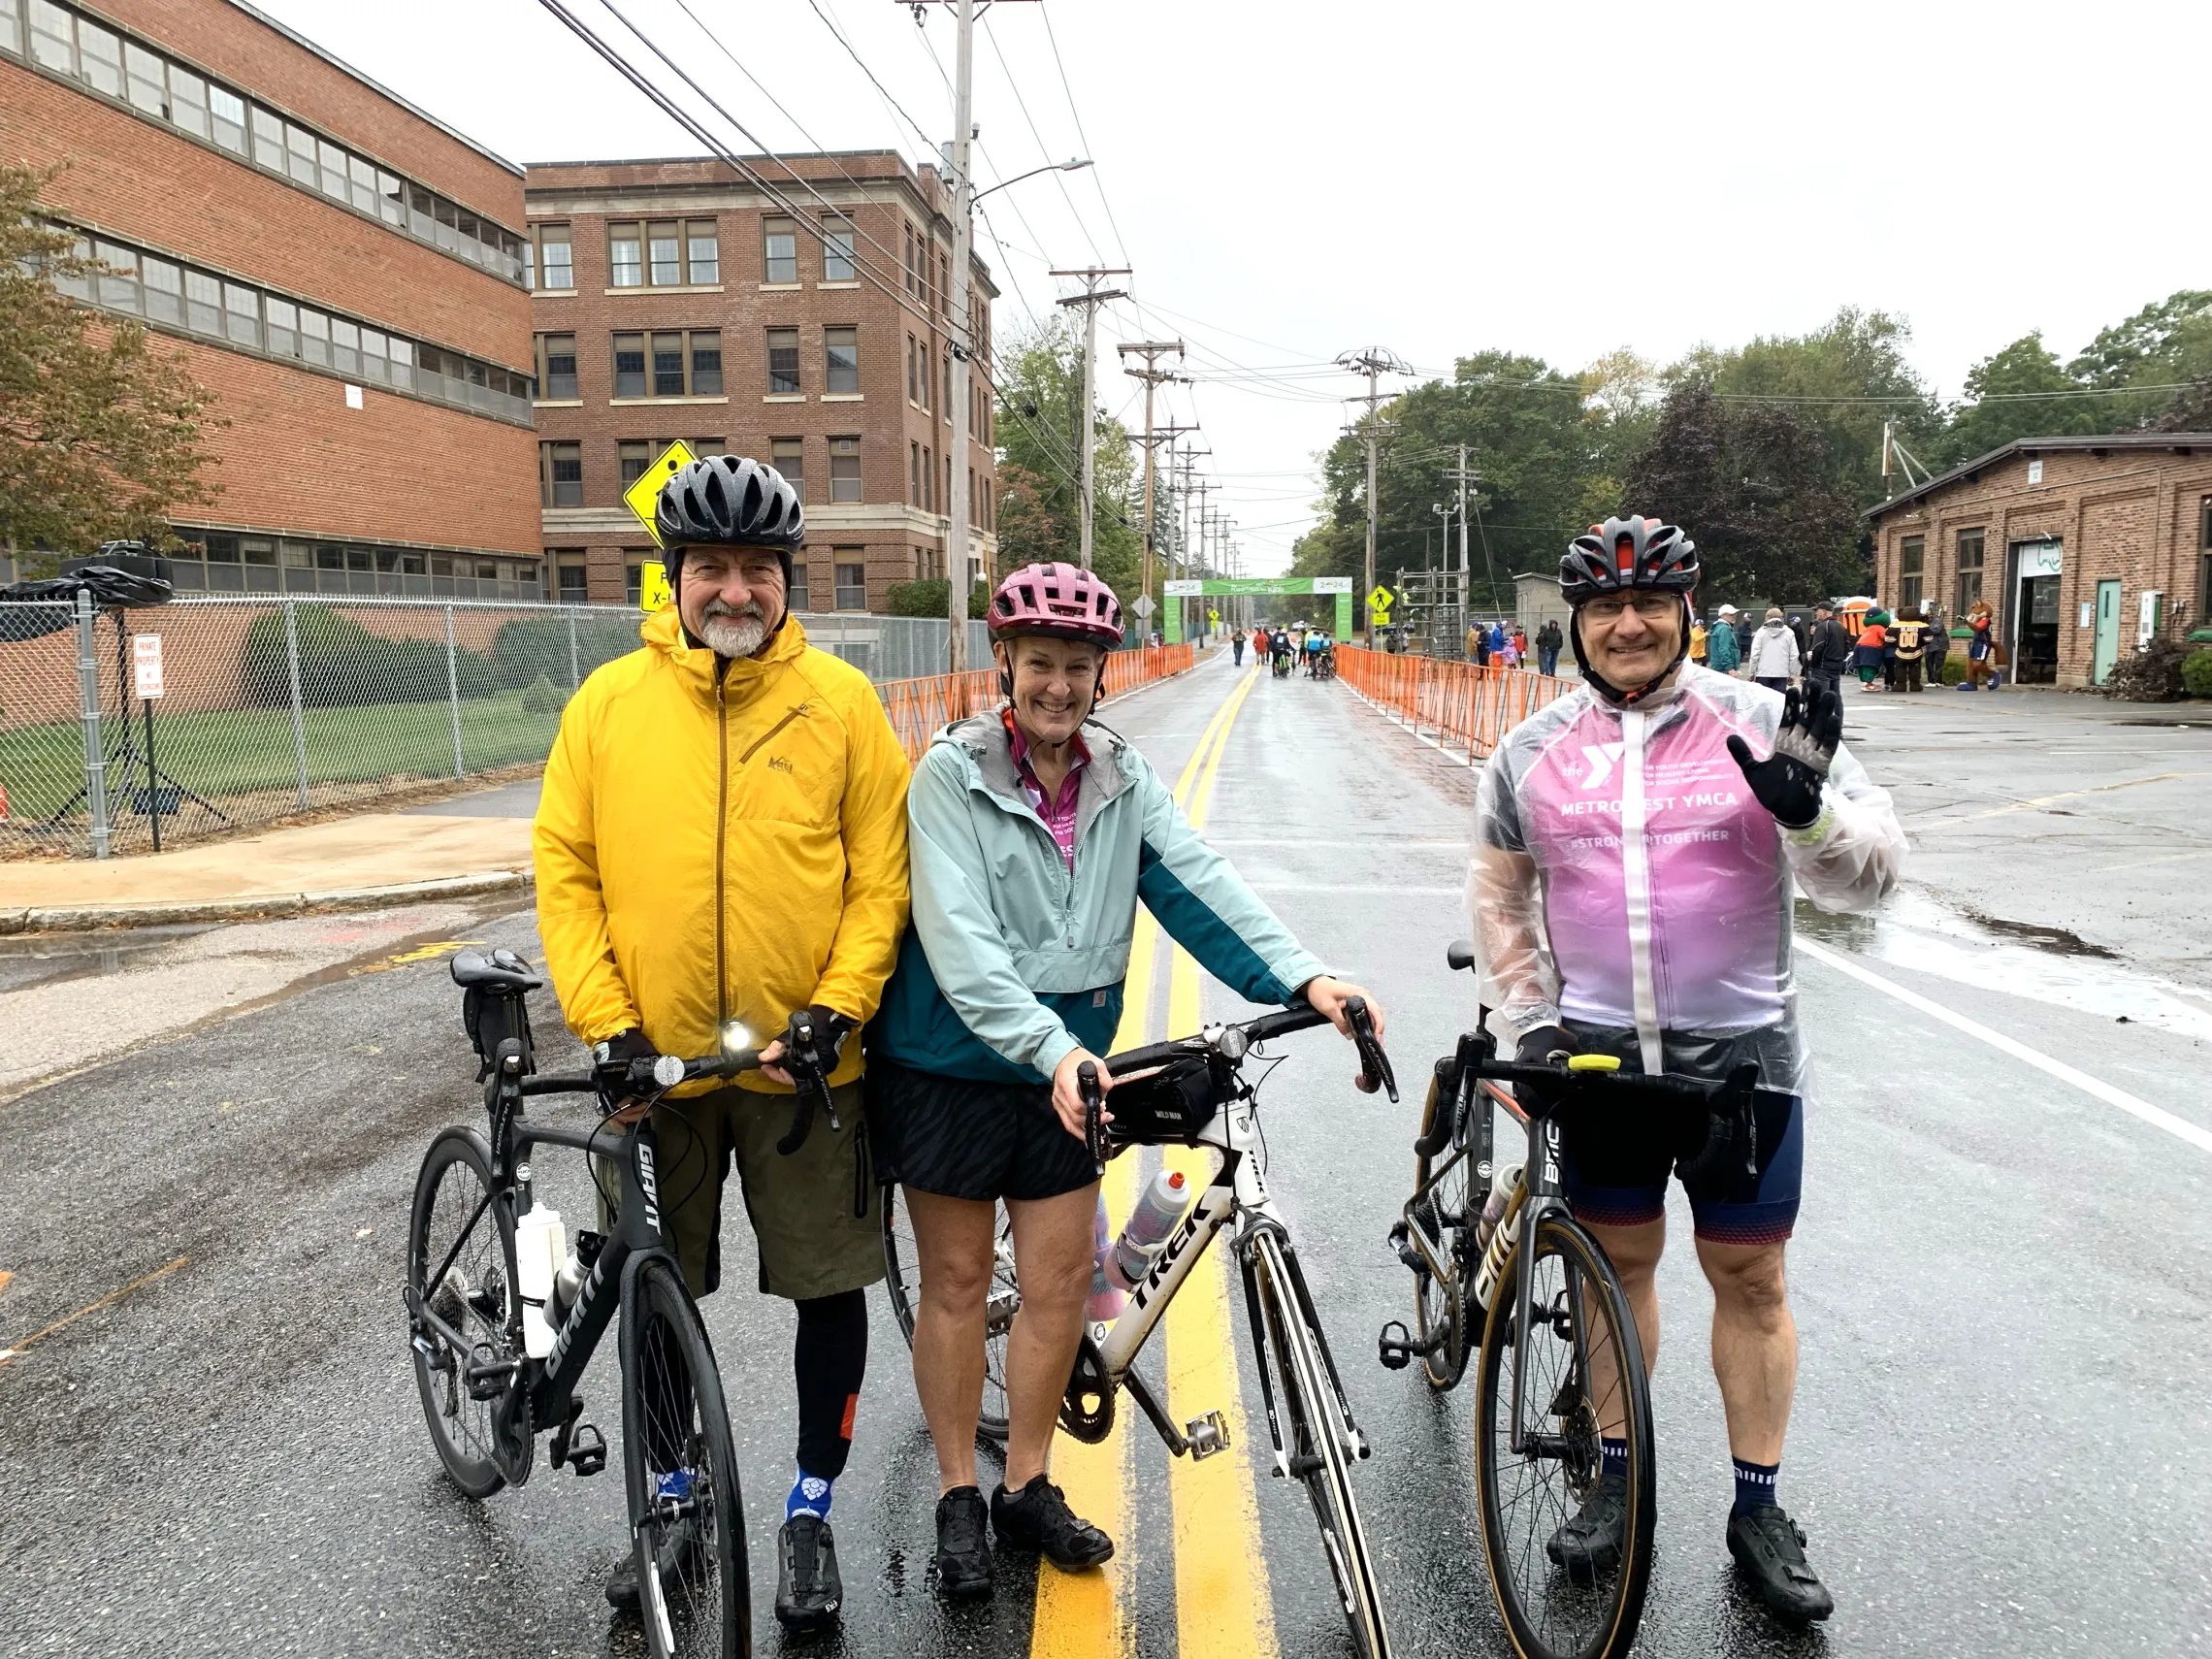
[0,925,215,994]
[1796,889,2212,1037]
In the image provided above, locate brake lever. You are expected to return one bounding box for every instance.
[1345,997,1399,1102]
[1078,1060,1106,1173]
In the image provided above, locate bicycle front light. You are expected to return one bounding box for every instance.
[720,1022,754,1057]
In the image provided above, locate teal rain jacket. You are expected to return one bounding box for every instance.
[871,712,1328,1083]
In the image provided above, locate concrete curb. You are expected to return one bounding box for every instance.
[0,870,535,936]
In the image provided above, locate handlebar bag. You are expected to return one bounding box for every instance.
[1105,1056,1222,1147]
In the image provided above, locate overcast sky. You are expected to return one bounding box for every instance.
[258,0,2212,573]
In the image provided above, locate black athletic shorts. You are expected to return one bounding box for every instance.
[863,1055,1098,1203]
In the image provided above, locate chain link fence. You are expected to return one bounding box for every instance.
[0,598,997,859]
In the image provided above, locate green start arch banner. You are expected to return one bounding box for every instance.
[1158,576,1352,643]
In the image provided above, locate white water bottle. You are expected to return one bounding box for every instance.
[1106,1169,1189,1291]
[515,1200,566,1359]
[1473,1161,1522,1259]
[1085,1196,1126,1323]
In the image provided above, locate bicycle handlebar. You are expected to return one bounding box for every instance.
[1459,1052,1764,1188]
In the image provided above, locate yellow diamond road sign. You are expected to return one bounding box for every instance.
[1367,585,1393,618]
[621,439,697,551]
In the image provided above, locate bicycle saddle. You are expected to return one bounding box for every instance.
[1446,939,1476,973]
[450,947,543,992]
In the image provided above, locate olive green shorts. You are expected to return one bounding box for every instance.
[602,1079,883,1302]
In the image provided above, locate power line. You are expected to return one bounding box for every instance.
[1036,3,1130,267]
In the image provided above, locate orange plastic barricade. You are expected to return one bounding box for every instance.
[1332,647,1572,763]
[874,642,1197,766]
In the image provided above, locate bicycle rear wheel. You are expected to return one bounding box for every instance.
[623,1256,749,1659]
[1474,1212,1655,1659]
[407,1126,522,1500]
[1250,1230,1390,1659]
[881,1187,1015,1442]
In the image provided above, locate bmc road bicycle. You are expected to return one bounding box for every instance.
[405,948,833,1659]
[1377,942,1774,1659]
[883,998,1401,1658]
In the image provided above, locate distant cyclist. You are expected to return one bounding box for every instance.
[1466,515,1904,1626]
[867,562,1384,1600]
[535,454,912,1633]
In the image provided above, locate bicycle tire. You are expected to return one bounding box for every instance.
[407,1126,523,1500]
[1410,1141,1472,1390]
[880,1187,1014,1443]
[1474,1212,1655,1659]
[1251,1230,1391,1659]
[623,1256,750,1659]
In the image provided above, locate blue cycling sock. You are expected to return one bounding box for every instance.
[1732,1456,1779,1513]
[788,1467,834,1522]
[1600,1438,1629,1483]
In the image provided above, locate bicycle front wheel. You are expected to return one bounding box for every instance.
[623,1256,750,1659]
[1474,1213,1655,1659]
[1251,1230,1390,1659]
[1410,1141,1472,1390]
[882,1187,1015,1442]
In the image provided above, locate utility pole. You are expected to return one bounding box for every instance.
[1443,442,1481,628]
[937,0,980,671]
[1135,419,1197,612]
[1336,347,1411,637]
[1053,268,1130,569]
[1119,342,1186,608]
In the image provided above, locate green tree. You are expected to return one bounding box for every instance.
[884,576,988,619]
[0,163,222,564]
[1620,384,1862,602]
[1936,332,2102,465]
[991,320,1142,603]
[2067,289,2212,430]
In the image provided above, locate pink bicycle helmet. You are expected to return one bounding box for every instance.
[987,562,1124,648]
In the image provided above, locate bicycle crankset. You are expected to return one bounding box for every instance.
[1058,1334,1116,1444]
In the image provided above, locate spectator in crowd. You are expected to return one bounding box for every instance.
[1488,619,1510,663]
[1513,624,1530,667]
[1854,609,1888,690]
[1707,604,1743,673]
[1231,627,1247,667]
[1536,618,1563,676]
[1746,606,1802,692]
[1466,622,1483,662]
[1690,615,1709,665]
[1924,603,1950,685]
[1735,608,1757,664]
[1805,601,1852,699]
[1787,610,1810,664]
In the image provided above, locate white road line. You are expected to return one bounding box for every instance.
[1797,937,2212,1155]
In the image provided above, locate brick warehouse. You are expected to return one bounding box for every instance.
[0,0,541,596]
[1867,434,2212,689]
[523,151,1000,611]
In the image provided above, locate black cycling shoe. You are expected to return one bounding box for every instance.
[1545,1471,1628,1579]
[992,1474,1115,1570]
[1727,1504,1836,1624]
[603,1515,701,1610]
[933,1485,995,1601]
[775,1513,843,1632]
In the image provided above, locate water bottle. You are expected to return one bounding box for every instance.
[1106,1169,1189,1291]
[1085,1196,1126,1323]
[1468,1163,1524,1314]
[1472,1161,1523,1259]
[514,1199,566,1359]
[549,1246,586,1331]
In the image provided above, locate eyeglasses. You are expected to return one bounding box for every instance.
[1581,593,1679,624]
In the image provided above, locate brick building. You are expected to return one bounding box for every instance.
[523,151,1000,611]
[1867,434,2212,688]
[0,0,541,597]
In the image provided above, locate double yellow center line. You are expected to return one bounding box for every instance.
[1027,665,1272,1657]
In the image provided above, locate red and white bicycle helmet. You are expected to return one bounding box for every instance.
[987,562,1124,649]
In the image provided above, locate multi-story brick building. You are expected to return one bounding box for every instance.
[523,151,999,611]
[1867,434,2212,688]
[0,0,542,598]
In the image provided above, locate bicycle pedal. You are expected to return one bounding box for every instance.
[564,1423,606,1477]
[1377,1320,1414,1370]
[1185,1412,1230,1460]
[1385,1223,1424,1275]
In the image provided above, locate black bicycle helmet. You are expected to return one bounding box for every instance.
[1559,515,1700,604]
[655,455,804,588]
[1560,514,1701,706]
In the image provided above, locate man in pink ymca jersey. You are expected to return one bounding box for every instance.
[1468,514,1903,1625]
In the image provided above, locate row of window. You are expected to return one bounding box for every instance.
[538,437,864,508]
[51,228,536,424]
[531,328,864,402]
[522,214,862,293]
[162,531,543,601]
[3,0,529,283]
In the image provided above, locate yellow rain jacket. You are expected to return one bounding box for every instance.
[534,606,910,1093]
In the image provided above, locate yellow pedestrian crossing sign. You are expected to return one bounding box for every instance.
[637,559,671,614]
[1367,585,1394,620]
[621,439,698,550]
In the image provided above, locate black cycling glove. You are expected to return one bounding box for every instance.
[783,1006,856,1079]
[1514,1024,1576,1114]
[1726,680,1841,830]
[592,1027,661,1094]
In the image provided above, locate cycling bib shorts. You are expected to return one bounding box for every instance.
[1553,1021,1803,1246]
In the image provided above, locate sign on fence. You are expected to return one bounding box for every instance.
[133,634,164,699]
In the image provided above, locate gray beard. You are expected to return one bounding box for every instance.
[699,602,769,659]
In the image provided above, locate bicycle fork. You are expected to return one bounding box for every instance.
[1240,1221,1373,1480]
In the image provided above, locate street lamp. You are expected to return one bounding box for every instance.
[973,158,1090,206]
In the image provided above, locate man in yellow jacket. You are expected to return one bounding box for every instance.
[534,454,910,1630]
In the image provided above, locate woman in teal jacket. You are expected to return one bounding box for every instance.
[867,562,1382,1600]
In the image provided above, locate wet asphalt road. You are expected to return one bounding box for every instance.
[3,655,2210,1657]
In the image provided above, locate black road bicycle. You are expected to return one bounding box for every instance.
[882,998,1401,1657]
[405,948,834,1659]
[1377,942,1776,1659]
